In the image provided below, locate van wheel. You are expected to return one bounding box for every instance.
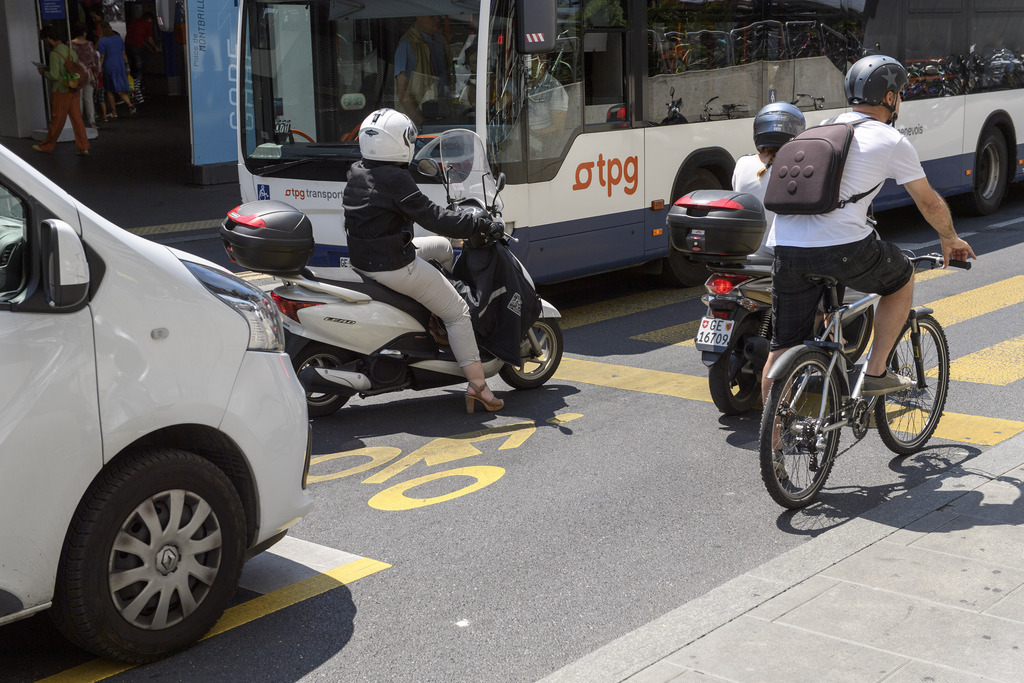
[965,127,1008,215]
[51,449,245,663]
[658,168,720,287]
[293,343,353,417]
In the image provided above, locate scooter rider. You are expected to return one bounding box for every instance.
[343,108,506,412]
[732,102,805,255]
[763,55,976,401]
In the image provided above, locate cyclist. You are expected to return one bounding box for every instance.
[732,101,806,255]
[762,55,976,400]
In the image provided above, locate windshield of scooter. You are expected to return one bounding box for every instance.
[415,129,503,212]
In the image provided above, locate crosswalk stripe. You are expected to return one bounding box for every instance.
[560,288,702,330]
[948,334,1024,386]
[926,275,1024,327]
[553,357,1024,446]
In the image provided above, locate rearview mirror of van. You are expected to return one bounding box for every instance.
[43,219,89,308]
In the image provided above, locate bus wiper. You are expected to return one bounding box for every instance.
[256,154,339,176]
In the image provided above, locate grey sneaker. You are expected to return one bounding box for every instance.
[863,371,914,396]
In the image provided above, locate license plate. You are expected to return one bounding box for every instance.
[695,317,735,351]
[338,257,351,268]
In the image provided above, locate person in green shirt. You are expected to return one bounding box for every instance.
[34,25,90,156]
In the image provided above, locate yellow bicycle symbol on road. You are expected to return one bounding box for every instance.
[307,413,583,510]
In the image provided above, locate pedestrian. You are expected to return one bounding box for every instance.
[762,55,977,402]
[34,25,90,156]
[70,23,101,129]
[97,21,136,119]
[731,102,805,255]
[125,11,160,104]
[343,108,506,412]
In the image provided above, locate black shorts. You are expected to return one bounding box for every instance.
[771,234,913,351]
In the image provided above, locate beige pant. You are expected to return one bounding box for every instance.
[364,236,479,367]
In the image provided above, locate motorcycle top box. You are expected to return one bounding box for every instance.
[222,200,314,275]
[667,190,766,261]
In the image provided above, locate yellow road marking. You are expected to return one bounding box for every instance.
[926,275,1024,327]
[560,288,702,330]
[948,334,1024,386]
[555,357,712,402]
[631,319,699,347]
[554,357,1024,445]
[38,557,390,683]
[932,412,1024,446]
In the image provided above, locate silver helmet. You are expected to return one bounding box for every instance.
[752,102,805,148]
[845,55,908,106]
[358,108,418,164]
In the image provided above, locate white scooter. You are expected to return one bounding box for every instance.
[221,128,563,417]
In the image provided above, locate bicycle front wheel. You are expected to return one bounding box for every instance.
[759,351,843,509]
[875,314,950,454]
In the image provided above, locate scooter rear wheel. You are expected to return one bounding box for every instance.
[708,317,763,415]
[293,343,353,417]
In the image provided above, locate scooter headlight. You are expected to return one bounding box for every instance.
[182,261,286,351]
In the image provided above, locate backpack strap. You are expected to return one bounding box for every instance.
[836,116,881,209]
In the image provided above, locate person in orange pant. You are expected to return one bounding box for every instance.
[34,25,90,156]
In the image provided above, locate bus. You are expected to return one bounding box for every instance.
[235,0,1024,286]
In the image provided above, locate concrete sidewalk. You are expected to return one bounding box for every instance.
[545,430,1024,682]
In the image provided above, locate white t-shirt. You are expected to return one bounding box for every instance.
[732,153,777,251]
[773,112,926,248]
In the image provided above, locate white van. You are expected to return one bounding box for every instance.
[0,143,313,663]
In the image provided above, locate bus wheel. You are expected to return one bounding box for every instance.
[966,126,1008,215]
[657,168,721,287]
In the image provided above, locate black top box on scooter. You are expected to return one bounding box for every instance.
[667,190,766,261]
[221,200,314,276]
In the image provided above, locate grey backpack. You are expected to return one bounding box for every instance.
[763,117,880,215]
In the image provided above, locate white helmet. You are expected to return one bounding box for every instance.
[358,108,417,164]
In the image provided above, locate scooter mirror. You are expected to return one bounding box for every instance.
[495,172,506,193]
[417,158,441,177]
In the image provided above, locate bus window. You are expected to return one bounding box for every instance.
[968,5,1024,93]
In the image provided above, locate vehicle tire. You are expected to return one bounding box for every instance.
[965,126,1008,215]
[499,318,564,389]
[51,448,246,663]
[758,350,842,509]
[657,168,721,287]
[875,314,950,455]
[293,342,354,417]
[708,316,763,415]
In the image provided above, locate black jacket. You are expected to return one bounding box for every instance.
[343,160,488,272]
[452,242,542,365]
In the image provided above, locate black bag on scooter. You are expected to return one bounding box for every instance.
[451,243,542,365]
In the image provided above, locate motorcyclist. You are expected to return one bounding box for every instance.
[731,102,805,255]
[343,108,506,412]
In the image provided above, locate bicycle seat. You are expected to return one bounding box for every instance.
[803,273,839,287]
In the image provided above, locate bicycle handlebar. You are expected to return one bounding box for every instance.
[912,253,972,270]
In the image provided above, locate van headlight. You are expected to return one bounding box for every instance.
[182,261,285,351]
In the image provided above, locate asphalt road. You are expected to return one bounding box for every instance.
[5,189,1024,682]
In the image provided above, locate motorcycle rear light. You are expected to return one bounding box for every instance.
[227,206,267,228]
[271,291,323,322]
[705,274,751,296]
[674,196,745,210]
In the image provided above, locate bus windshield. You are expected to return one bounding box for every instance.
[239,1,482,177]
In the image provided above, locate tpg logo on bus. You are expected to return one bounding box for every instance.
[572,154,639,197]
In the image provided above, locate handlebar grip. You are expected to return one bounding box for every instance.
[948,259,972,270]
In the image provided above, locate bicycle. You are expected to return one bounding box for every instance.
[758,253,972,509]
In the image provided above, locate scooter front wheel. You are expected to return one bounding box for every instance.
[499,319,564,390]
[293,342,353,417]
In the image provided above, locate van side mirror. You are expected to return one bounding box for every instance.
[516,0,556,53]
[43,219,90,308]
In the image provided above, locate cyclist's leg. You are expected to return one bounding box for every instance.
[833,236,915,376]
[762,246,823,401]
[866,278,913,376]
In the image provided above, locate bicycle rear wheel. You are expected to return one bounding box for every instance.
[875,314,950,454]
[759,350,842,509]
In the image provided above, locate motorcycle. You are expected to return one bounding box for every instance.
[221,128,563,417]
[698,250,876,415]
[667,189,875,415]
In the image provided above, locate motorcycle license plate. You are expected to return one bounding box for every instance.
[695,317,734,352]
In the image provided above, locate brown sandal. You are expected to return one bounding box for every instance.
[465,382,503,413]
